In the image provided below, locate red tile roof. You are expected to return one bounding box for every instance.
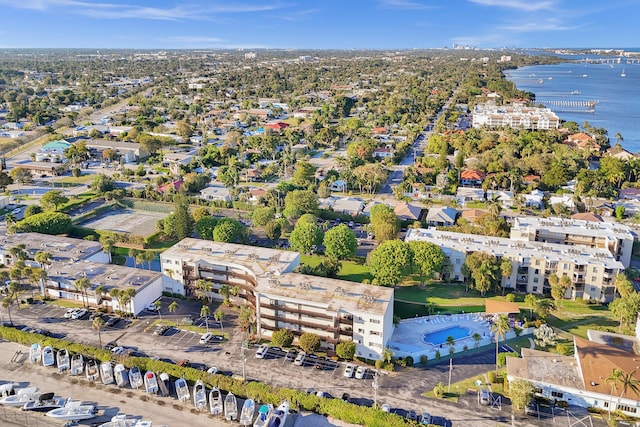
[460,169,486,180]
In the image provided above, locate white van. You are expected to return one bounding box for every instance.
[199,332,214,344]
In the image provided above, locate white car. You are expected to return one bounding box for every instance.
[255,344,269,359]
[293,351,306,366]
[421,412,432,425]
[355,366,367,379]
[146,302,160,312]
[207,367,218,375]
[381,404,391,413]
[199,332,214,345]
[63,308,79,319]
[343,364,355,378]
[71,308,88,319]
[111,346,125,355]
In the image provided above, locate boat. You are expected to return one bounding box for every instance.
[266,401,289,427]
[224,392,238,421]
[548,76,553,80]
[29,343,41,364]
[0,387,39,407]
[57,348,70,373]
[114,364,129,387]
[193,380,207,410]
[42,346,55,367]
[70,354,84,376]
[144,371,158,394]
[45,400,97,421]
[621,68,626,77]
[537,79,544,84]
[571,90,581,95]
[175,378,190,403]
[253,404,273,427]
[209,387,223,415]
[100,361,114,385]
[86,359,99,382]
[97,413,152,427]
[0,383,14,398]
[240,398,256,426]
[582,74,588,78]
[158,372,170,397]
[22,393,68,412]
[129,366,143,389]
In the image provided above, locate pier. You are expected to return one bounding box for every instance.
[576,57,640,64]
[537,99,598,113]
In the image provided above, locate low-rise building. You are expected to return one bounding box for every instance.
[472,102,560,130]
[160,239,394,359]
[199,185,231,202]
[510,216,634,268]
[405,228,623,301]
[425,206,458,226]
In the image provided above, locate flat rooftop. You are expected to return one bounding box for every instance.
[406,228,624,269]
[255,272,393,315]
[48,260,160,292]
[513,216,634,241]
[161,238,300,276]
[0,233,103,262]
[506,348,583,390]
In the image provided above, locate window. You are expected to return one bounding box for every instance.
[551,391,563,399]
[369,330,381,336]
[357,328,364,334]
[533,277,539,284]
[617,405,637,414]
[532,287,538,293]
[591,277,597,282]
[370,319,380,324]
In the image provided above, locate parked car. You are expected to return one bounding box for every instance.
[146,303,160,312]
[207,367,218,375]
[407,410,418,421]
[480,389,490,405]
[341,393,351,402]
[293,352,306,366]
[88,311,104,321]
[63,308,79,319]
[105,316,120,327]
[71,308,88,319]
[381,404,391,413]
[199,332,215,344]
[355,366,367,379]
[104,341,117,351]
[180,316,194,325]
[177,359,190,367]
[255,344,269,359]
[111,346,125,355]
[316,391,333,399]
[154,325,170,336]
[421,412,432,425]
[344,364,355,378]
[314,357,326,370]
[33,328,51,336]
[284,349,297,362]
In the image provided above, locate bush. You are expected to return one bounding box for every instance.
[420,355,428,365]
[383,363,394,372]
[497,352,519,367]
[505,293,516,302]
[433,382,445,398]
[435,350,441,360]
[336,341,356,360]
[488,371,497,383]
[271,329,294,348]
[404,356,413,367]
[375,359,384,369]
[13,211,72,234]
[556,342,573,355]
[299,333,321,354]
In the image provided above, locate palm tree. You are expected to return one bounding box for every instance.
[34,251,52,272]
[124,288,137,315]
[99,237,113,263]
[606,369,623,419]
[153,300,163,321]
[109,288,123,313]
[30,268,48,297]
[9,244,27,263]
[74,277,91,308]
[490,315,511,375]
[382,346,395,364]
[2,294,15,324]
[616,370,640,413]
[196,279,212,303]
[446,335,456,357]
[92,316,105,349]
[486,194,502,220]
[168,301,178,315]
[214,309,224,334]
[143,251,156,270]
[535,299,555,320]
[94,285,107,306]
[219,284,231,306]
[472,332,481,349]
[200,304,211,332]
[524,294,537,319]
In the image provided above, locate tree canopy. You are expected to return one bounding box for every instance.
[368,240,413,286]
[323,224,357,260]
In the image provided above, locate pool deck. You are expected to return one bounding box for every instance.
[389,313,494,359]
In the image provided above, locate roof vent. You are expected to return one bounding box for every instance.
[590,381,596,386]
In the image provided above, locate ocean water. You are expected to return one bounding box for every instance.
[506,61,640,152]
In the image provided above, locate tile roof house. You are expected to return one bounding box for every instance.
[373,147,394,158]
[425,206,458,226]
[394,202,423,221]
[158,179,184,194]
[460,169,486,187]
[566,132,601,151]
[570,212,604,222]
[460,208,489,223]
[265,122,290,130]
[606,144,636,161]
[522,174,541,185]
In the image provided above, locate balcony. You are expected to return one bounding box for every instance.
[260,312,338,332]
[261,302,333,320]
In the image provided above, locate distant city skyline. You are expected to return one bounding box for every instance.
[0,0,637,50]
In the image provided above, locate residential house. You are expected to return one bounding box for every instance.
[163,152,194,175]
[459,208,488,224]
[36,140,71,163]
[566,132,600,151]
[265,122,290,131]
[320,196,364,216]
[606,144,636,161]
[425,206,458,227]
[158,179,184,194]
[245,168,262,182]
[248,188,267,204]
[619,188,640,200]
[460,169,485,187]
[486,190,514,209]
[394,202,423,221]
[292,107,321,119]
[523,189,544,209]
[199,185,231,202]
[86,139,149,163]
[522,174,541,186]
[373,147,394,159]
[329,180,348,192]
[570,212,604,222]
[548,194,576,213]
[456,187,485,205]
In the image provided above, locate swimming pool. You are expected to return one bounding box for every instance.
[422,326,471,346]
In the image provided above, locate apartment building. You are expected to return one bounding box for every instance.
[510,217,634,268]
[160,239,394,359]
[0,233,109,267]
[405,228,623,302]
[472,102,560,130]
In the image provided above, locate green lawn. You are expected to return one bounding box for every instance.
[547,301,619,339]
[299,255,373,283]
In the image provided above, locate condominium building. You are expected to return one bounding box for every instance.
[160,239,394,360]
[510,217,634,268]
[0,233,109,266]
[405,228,623,302]
[472,102,560,130]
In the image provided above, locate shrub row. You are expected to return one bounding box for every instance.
[0,327,418,426]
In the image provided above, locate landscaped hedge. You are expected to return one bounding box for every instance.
[0,327,418,426]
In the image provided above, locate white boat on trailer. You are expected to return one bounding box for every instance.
[46,400,97,421]
[240,398,256,426]
[70,354,84,376]
[253,403,273,427]
[158,372,170,397]
[144,371,158,394]
[0,387,39,407]
[129,366,143,389]
[114,364,129,387]
[175,377,190,402]
[85,359,99,382]
[266,401,289,427]
[42,346,55,367]
[100,361,114,385]
[22,392,68,412]
[57,348,70,373]
[209,387,223,415]
[29,343,41,364]
[224,392,238,421]
[193,379,206,410]
[97,413,153,427]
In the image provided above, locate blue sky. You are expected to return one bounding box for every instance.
[0,0,637,49]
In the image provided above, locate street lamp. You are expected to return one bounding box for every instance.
[372,371,379,408]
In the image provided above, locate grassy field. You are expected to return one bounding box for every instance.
[546,300,619,339]
[422,368,507,402]
[299,255,373,283]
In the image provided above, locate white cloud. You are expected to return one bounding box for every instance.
[498,19,581,32]
[468,0,555,11]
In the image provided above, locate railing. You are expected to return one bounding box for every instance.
[260,303,333,320]
[260,312,338,332]
[0,406,60,426]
